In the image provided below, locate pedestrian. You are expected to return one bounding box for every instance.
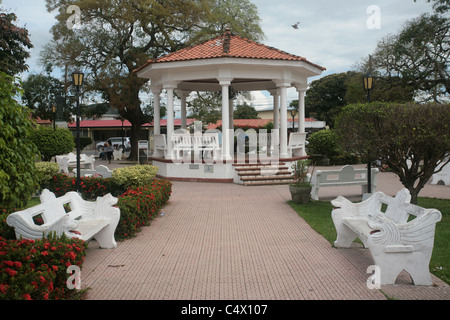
[104,140,114,164]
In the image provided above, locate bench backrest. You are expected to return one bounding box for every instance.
[373,189,425,224]
[153,134,167,150]
[9,190,86,228]
[289,132,306,147]
[202,133,220,148]
[316,165,367,184]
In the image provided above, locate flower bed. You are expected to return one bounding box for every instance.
[0,173,172,299]
[115,179,172,239]
[0,234,87,300]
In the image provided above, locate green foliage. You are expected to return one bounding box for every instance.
[234,103,260,119]
[78,136,92,151]
[0,72,39,210]
[35,162,60,189]
[30,126,75,161]
[291,159,312,187]
[116,179,172,240]
[307,130,340,157]
[0,234,87,300]
[335,102,450,203]
[111,165,159,190]
[0,12,33,76]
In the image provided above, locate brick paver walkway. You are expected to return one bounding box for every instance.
[80,164,450,301]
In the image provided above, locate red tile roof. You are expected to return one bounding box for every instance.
[135,31,325,72]
[67,119,195,128]
[207,118,318,130]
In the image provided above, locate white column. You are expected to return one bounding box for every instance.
[278,83,289,159]
[271,90,280,130]
[229,97,234,156]
[164,83,177,159]
[220,80,232,161]
[180,91,189,130]
[151,87,162,135]
[297,87,307,133]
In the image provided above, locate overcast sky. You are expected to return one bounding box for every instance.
[2,0,435,109]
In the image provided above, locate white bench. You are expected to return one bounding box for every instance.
[153,134,167,158]
[6,189,120,249]
[310,165,379,200]
[331,188,442,286]
[431,157,450,185]
[72,165,114,178]
[287,132,307,157]
[56,152,95,174]
[171,132,222,160]
[113,149,123,160]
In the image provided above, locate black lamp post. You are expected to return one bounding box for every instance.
[52,105,57,130]
[363,72,374,194]
[72,71,84,193]
[290,107,298,131]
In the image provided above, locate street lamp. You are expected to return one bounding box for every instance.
[72,71,84,193]
[363,72,374,194]
[290,107,298,131]
[51,105,57,130]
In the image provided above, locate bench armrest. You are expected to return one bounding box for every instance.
[368,208,442,248]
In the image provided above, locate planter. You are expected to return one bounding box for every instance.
[289,184,312,204]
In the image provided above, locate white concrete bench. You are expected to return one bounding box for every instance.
[287,132,307,157]
[56,152,95,174]
[6,189,120,249]
[310,165,379,200]
[153,134,167,158]
[171,132,222,160]
[431,157,450,185]
[73,165,113,178]
[113,149,123,160]
[331,188,442,285]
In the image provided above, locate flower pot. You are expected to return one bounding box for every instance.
[289,185,312,204]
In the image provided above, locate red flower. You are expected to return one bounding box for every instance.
[13,261,22,268]
[22,294,32,300]
[5,268,17,277]
[41,250,49,256]
[4,261,13,267]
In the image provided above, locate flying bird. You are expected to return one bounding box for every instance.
[292,22,300,29]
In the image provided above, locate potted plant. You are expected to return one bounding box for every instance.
[289,159,314,204]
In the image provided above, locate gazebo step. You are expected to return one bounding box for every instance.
[238,171,292,177]
[240,175,293,181]
[243,179,295,186]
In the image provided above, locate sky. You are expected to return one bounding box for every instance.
[1,0,436,110]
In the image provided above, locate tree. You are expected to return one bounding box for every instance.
[414,0,449,13]
[0,72,39,210]
[22,73,74,122]
[369,13,449,103]
[187,92,222,125]
[306,71,415,127]
[42,0,264,160]
[234,103,259,119]
[0,5,33,76]
[30,126,75,162]
[335,102,450,204]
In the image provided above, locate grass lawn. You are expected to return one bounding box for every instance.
[289,197,450,285]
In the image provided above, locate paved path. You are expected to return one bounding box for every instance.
[81,162,449,301]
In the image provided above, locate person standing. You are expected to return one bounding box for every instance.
[104,140,114,164]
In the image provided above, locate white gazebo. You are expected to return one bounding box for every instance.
[135,29,325,183]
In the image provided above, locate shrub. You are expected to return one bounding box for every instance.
[46,174,120,200]
[0,233,87,300]
[307,130,340,158]
[111,165,159,189]
[115,179,172,240]
[0,72,40,211]
[36,162,60,189]
[30,126,75,162]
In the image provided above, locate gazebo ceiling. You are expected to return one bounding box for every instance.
[135,30,325,92]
